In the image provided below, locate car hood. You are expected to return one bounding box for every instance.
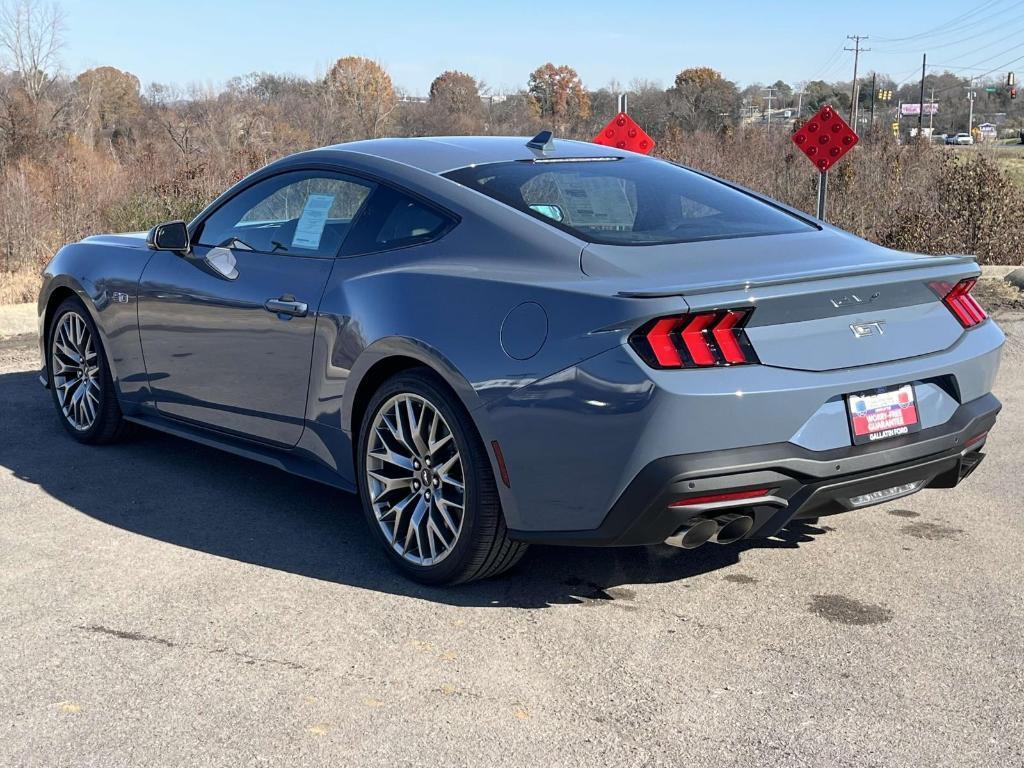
[80,232,148,248]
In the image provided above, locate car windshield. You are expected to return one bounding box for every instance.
[444,157,813,245]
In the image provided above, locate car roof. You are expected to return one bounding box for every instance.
[320,136,633,174]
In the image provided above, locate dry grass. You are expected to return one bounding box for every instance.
[0,267,41,305]
[996,155,1024,188]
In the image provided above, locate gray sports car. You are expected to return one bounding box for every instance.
[38,134,1004,583]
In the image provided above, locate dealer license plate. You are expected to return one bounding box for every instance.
[846,384,921,445]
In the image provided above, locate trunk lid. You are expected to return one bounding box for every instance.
[584,230,980,372]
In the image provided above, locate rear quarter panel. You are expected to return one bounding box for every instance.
[306,219,687,483]
[298,158,693,485]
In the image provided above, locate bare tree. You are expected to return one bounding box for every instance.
[0,0,65,102]
[324,56,396,140]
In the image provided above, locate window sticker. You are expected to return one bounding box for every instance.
[535,175,634,229]
[291,194,335,250]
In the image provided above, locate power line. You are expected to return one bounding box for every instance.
[872,0,1010,43]
[929,52,1024,95]
[931,38,1024,75]
[872,14,1024,55]
[808,43,846,83]
[885,44,1024,103]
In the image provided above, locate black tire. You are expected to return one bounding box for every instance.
[356,369,527,584]
[47,296,132,445]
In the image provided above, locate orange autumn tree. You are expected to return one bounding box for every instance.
[527,63,590,133]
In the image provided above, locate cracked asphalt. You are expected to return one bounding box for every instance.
[1,312,1022,767]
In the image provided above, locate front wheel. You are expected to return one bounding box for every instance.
[47,296,131,444]
[356,370,527,584]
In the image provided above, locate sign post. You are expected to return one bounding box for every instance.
[790,104,859,222]
[817,171,828,220]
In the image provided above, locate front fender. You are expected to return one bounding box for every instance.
[38,240,154,409]
[37,270,92,362]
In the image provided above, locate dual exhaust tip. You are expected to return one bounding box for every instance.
[664,513,754,550]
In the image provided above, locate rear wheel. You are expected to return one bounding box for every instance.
[356,370,527,584]
[47,297,131,444]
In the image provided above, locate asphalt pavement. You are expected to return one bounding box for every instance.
[1,312,1022,767]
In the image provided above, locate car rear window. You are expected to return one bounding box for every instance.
[444,157,813,245]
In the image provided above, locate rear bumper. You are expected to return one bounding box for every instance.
[508,392,1000,546]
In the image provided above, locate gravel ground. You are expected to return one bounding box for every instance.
[1,313,1022,768]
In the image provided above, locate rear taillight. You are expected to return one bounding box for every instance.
[669,488,771,507]
[931,278,987,328]
[630,309,759,369]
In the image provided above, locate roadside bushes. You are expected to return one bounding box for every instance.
[2,122,1023,305]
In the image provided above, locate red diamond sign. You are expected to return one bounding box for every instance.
[791,104,858,172]
[593,112,655,154]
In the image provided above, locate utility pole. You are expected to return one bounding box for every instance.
[845,35,870,125]
[967,77,976,134]
[761,87,777,134]
[917,53,926,142]
[870,73,877,127]
[796,89,804,119]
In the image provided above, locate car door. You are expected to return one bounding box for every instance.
[137,169,375,446]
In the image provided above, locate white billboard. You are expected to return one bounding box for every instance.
[900,103,939,116]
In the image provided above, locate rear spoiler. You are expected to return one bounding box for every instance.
[616,254,978,298]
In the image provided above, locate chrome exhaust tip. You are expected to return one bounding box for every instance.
[664,518,719,550]
[711,513,754,545]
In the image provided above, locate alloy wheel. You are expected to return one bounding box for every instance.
[365,393,466,566]
[51,311,101,431]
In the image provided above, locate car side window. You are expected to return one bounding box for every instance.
[340,185,454,257]
[196,171,374,258]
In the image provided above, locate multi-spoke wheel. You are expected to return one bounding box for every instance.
[366,393,465,566]
[51,310,101,431]
[47,297,130,444]
[357,370,528,584]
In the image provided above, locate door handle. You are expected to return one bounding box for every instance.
[264,297,308,317]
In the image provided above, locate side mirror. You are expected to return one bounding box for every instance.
[146,220,190,252]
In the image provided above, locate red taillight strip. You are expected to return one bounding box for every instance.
[681,313,717,366]
[963,431,988,449]
[631,309,758,369]
[932,278,987,328]
[646,317,684,367]
[712,309,747,364]
[669,488,771,507]
[490,440,511,488]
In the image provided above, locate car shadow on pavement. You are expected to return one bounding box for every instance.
[0,369,828,608]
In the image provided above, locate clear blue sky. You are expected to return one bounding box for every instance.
[58,0,1023,94]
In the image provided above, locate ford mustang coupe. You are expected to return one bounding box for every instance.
[38,134,1004,583]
